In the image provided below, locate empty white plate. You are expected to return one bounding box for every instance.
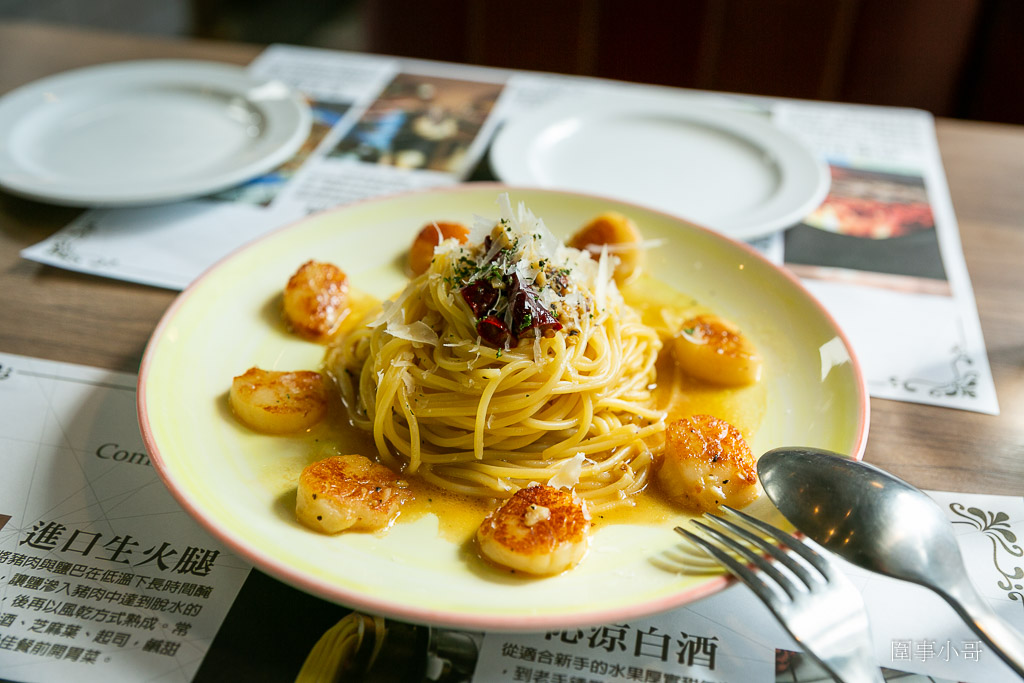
[491,93,829,240]
[0,60,311,206]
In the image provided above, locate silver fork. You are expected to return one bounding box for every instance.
[676,506,884,683]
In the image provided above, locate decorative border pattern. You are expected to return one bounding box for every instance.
[44,219,119,268]
[889,343,978,399]
[950,502,1024,608]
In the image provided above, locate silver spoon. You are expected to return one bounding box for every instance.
[758,447,1024,678]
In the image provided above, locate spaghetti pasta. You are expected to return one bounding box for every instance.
[327,196,666,513]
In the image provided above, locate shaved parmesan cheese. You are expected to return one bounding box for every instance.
[523,504,551,527]
[386,320,438,345]
[368,284,415,329]
[548,453,587,489]
[497,193,514,222]
[594,246,610,313]
[469,211,495,244]
[391,351,415,367]
[399,369,415,396]
[433,237,464,258]
[515,258,541,288]
[478,232,506,270]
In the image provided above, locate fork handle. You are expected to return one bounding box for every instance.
[944,580,1024,678]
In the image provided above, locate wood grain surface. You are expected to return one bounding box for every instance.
[1,22,1021,495]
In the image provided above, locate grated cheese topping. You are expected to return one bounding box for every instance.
[374,193,620,353]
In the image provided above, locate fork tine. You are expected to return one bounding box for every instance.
[689,517,809,602]
[700,514,821,591]
[674,526,784,609]
[721,505,836,580]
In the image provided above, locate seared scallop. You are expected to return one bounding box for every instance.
[407,221,470,276]
[229,367,328,434]
[283,260,350,342]
[657,414,758,513]
[476,484,591,575]
[296,454,407,534]
[672,314,762,386]
[567,212,645,283]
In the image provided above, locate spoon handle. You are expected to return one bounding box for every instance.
[944,580,1024,678]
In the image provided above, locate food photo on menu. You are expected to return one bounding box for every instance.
[330,73,505,174]
[784,164,947,293]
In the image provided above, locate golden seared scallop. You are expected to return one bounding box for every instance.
[657,414,758,513]
[672,314,762,386]
[476,484,591,576]
[296,454,408,534]
[408,221,470,276]
[567,212,644,283]
[229,367,328,434]
[283,260,350,342]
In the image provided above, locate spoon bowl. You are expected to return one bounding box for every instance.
[758,447,1024,678]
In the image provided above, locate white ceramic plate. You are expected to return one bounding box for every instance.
[491,94,830,241]
[0,60,311,206]
[138,185,868,631]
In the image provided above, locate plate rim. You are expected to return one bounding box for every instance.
[490,95,830,241]
[0,59,312,206]
[137,183,869,631]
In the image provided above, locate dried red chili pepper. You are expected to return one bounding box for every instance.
[476,316,511,347]
[509,273,561,336]
[461,280,498,318]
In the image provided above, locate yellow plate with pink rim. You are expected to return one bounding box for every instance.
[138,184,868,631]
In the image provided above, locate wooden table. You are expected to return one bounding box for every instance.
[2,20,1022,502]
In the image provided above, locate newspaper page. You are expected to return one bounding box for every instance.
[0,353,251,683]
